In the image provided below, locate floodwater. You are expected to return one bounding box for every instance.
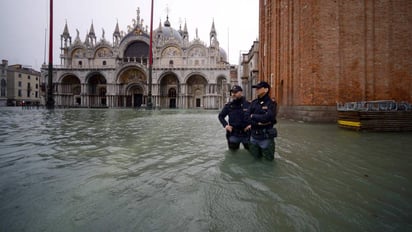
[0,108,411,232]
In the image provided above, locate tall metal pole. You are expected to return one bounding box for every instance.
[46,0,54,109]
[147,0,154,109]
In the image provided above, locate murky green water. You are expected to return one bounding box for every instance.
[0,108,411,231]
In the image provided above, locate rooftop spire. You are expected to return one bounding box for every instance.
[136,7,140,24]
[183,20,188,33]
[210,19,216,36]
[89,21,95,37]
[62,20,70,38]
[113,20,120,36]
[84,30,90,47]
[158,19,163,32]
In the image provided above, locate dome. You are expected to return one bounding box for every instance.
[154,17,183,44]
[219,48,228,62]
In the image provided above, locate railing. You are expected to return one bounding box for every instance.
[337,100,412,112]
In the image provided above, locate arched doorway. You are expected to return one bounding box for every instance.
[168,88,177,108]
[160,73,179,108]
[186,74,208,108]
[61,75,81,106]
[118,67,147,107]
[87,73,107,107]
[127,85,144,107]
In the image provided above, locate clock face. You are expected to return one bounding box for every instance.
[162,47,181,57]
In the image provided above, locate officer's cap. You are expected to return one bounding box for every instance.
[252,81,271,89]
[230,85,243,93]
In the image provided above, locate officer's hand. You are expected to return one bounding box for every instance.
[225,125,233,132]
[244,125,251,131]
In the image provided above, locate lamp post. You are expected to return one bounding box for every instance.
[146,0,154,109]
[46,0,54,109]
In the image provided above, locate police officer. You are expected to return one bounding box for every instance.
[218,85,251,150]
[245,81,278,160]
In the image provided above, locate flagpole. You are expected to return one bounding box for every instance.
[46,0,54,109]
[147,0,154,109]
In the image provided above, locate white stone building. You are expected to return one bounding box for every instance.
[43,6,231,109]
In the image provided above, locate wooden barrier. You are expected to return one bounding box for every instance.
[337,111,412,131]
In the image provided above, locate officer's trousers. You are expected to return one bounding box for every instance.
[249,137,275,160]
[227,133,250,150]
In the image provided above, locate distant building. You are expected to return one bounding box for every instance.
[0,60,7,106]
[259,0,412,121]
[6,63,41,106]
[43,6,231,109]
[240,41,259,101]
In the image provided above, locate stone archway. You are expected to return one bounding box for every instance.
[117,67,147,107]
[160,73,179,108]
[60,75,81,106]
[127,84,144,107]
[186,74,208,108]
[87,73,107,107]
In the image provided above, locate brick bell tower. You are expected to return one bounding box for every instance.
[259,0,412,122]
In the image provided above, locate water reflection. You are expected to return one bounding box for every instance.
[0,108,411,231]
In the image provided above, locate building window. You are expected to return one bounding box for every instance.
[36,84,38,89]
[28,75,30,79]
[78,61,82,66]
[18,74,21,78]
[18,81,22,87]
[103,61,107,66]
[35,91,38,98]
[0,79,6,97]
[169,60,174,67]
[27,83,31,97]
[36,77,38,81]
[18,89,22,97]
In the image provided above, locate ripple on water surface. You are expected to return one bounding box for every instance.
[0,108,411,231]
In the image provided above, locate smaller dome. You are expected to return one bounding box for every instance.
[219,48,228,62]
[154,17,183,43]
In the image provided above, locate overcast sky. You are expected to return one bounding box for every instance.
[0,0,258,70]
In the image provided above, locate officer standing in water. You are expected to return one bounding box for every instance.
[218,85,251,150]
[245,81,278,160]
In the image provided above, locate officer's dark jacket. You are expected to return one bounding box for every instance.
[245,93,277,131]
[218,97,250,130]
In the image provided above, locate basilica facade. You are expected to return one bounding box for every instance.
[42,7,231,109]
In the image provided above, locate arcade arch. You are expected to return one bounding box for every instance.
[159,73,179,108]
[186,74,208,108]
